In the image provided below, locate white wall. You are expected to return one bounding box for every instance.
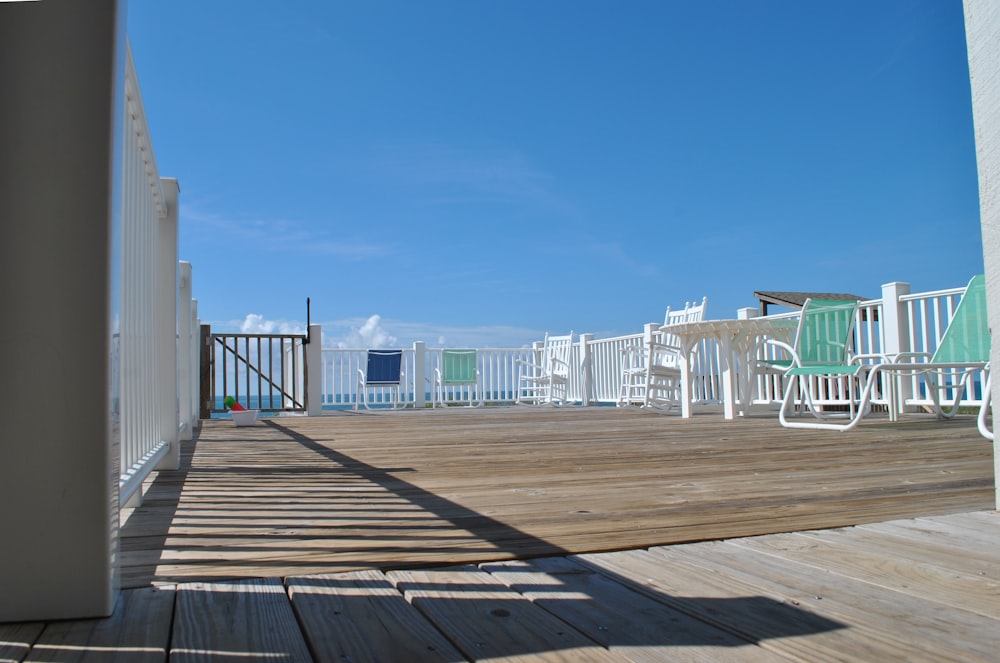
[0,0,124,621]
[964,0,1000,509]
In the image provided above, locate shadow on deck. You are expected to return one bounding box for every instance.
[5,407,995,661]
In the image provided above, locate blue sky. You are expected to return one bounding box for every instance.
[126,0,982,349]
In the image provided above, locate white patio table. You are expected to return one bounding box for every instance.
[660,318,797,419]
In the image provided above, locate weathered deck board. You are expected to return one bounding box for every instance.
[650,539,999,662]
[576,547,881,663]
[480,557,786,662]
[24,587,173,663]
[385,564,628,661]
[0,623,43,663]
[736,529,1000,619]
[118,408,994,587]
[170,578,312,663]
[286,569,466,663]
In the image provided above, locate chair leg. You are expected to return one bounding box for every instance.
[979,372,993,440]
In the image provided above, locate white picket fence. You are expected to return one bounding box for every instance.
[319,280,984,412]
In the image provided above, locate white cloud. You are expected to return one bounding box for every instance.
[332,314,398,349]
[322,316,540,349]
[239,314,304,335]
[210,313,540,349]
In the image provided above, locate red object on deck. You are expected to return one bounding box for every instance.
[231,401,246,411]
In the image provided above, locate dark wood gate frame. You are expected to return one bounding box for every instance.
[200,326,308,418]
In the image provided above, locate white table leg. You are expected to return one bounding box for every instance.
[678,338,696,418]
[718,334,737,420]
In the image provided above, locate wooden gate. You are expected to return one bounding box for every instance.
[200,326,308,417]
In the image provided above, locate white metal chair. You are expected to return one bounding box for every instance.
[618,297,707,411]
[978,366,992,440]
[516,332,575,405]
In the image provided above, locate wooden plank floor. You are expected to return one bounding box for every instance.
[5,512,999,661]
[3,407,998,661]
[119,406,993,587]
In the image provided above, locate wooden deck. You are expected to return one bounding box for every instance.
[3,407,998,661]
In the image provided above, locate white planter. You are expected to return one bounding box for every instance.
[231,410,259,427]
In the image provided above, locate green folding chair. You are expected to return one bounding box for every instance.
[761,298,862,430]
[433,349,483,407]
[878,274,989,424]
[775,275,988,431]
[978,364,992,440]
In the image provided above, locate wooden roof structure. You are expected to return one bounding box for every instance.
[754,290,870,317]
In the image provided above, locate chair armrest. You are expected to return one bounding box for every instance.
[849,353,890,366]
[620,346,644,361]
[620,346,644,370]
[881,351,933,364]
[649,341,682,353]
[758,339,801,368]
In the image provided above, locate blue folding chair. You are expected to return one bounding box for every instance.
[356,349,406,409]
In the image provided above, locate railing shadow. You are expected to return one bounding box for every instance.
[116,417,853,660]
[261,419,846,659]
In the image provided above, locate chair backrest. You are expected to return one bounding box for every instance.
[661,297,707,348]
[366,349,403,385]
[441,349,478,385]
[932,274,990,363]
[663,296,708,327]
[794,299,859,367]
[541,332,574,376]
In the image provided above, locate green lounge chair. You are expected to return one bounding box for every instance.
[777,275,989,431]
[433,349,483,407]
[761,298,862,430]
[978,365,992,440]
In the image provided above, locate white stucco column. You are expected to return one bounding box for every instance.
[178,262,195,440]
[881,282,915,413]
[964,0,1000,509]
[579,333,594,405]
[306,324,324,416]
[413,341,427,408]
[0,0,125,621]
[157,178,181,470]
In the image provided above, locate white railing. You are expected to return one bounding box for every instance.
[117,43,198,507]
[584,333,643,403]
[317,279,982,414]
[321,345,536,407]
[899,286,981,409]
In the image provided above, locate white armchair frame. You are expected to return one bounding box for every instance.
[516,332,575,405]
[618,298,707,411]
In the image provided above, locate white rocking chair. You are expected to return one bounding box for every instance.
[618,297,707,411]
[516,332,575,405]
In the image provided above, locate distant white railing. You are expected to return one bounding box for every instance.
[318,279,982,414]
[321,345,536,407]
[585,333,644,403]
[117,43,197,507]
